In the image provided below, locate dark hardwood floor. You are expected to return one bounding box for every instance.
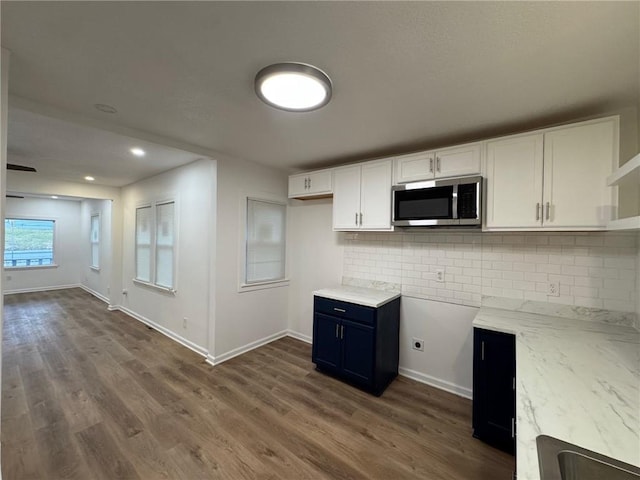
[2,288,514,479]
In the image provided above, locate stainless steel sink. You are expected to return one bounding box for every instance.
[537,435,640,480]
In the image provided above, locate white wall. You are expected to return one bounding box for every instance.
[287,199,344,341]
[4,197,82,293]
[1,47,11,441]
[80,198,112,302]
[399,297,477,397]
[210,155,289,363]
[120,159,215,354]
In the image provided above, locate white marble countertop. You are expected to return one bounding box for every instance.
[313,286,400,308]
[473,307,640,480]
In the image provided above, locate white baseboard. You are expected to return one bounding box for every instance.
[3,283,81,295]
[113,305,208,357]
[398,366,472,399]
[207,330,288,366]
[79,284,110,304]
[286,330,312,344]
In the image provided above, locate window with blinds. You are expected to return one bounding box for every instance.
[135,201,176,289]
[90,214,100,268]
[155,201,174,288]
[245,198,286,284]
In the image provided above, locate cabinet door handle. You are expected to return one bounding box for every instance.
[436,157,441,172]
[333,308,346,313]
[511,418,515,438]
[305,178,309,189]
[481,341,485,361]
[429,157,434,173]
[335,324,339,338]
[513,376,516,391]
[340,325,344,339]
[536,203,540,221]
[359,212,363,225]
[355,212,358,225]
[308,177,311,189]
[545,202,550,221]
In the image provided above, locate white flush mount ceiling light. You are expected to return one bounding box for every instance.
[84,176,95,182]
[255,63,332,112]
[130,147,146,157]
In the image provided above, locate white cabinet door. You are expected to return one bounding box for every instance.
[288,169,333,198]
[485,134,544,229]
[288,173,309,198]
[543,119,617,228]
[333,165,361,230]
[394,143,482,184]
[360,160,392,230]
[394,151,435,184]
[435,143,481,178]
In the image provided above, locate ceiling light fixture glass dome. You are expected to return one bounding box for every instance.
[255,63,332,112]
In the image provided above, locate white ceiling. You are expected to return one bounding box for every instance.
[2,1,639,181]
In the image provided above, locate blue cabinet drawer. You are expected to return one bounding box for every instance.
[314,296,375,325]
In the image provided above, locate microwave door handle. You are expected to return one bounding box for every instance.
[452,184,459,219]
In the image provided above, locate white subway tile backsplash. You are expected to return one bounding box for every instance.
[343,232,638,314]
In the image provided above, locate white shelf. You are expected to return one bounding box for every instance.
[607,216,640,231]
[607,152,640,186]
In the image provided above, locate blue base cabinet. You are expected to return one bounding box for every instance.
[472,327,516,455]
[312,295,400,396]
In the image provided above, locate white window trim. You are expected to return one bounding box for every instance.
[4,216,57,269]
[90,212,100,270]
[134,198,178,292]
[238,193,289,293]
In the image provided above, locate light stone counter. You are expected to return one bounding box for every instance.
[473,307,640,480]
[313,286,400,308]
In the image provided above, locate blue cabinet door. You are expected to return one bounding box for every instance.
[472,328,516,454]
[341,319,374,383]
[312,313,341,370]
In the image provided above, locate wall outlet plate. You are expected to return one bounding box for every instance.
[434,268,445,283]
[547,282,560,297]
[412,337,424,351]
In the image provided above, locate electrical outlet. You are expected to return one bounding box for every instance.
[6,275,11,281]
[183,317,188,329]
[434,268,445,283]
[412,338,424,351]
[547,282,560,297]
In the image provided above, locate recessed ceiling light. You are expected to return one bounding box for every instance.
[94,103,117,114]
[51,196,59,199]
[84,176,95,182]
[255,62,332,112]
[130,147,146,157]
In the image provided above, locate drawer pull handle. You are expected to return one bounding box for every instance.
[333,308,346,313]
[335,324,339,338]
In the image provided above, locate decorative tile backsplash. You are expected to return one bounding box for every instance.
[343,231,638,313]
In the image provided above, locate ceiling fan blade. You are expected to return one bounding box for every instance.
[6,194,24,199]
[7,163,37,172]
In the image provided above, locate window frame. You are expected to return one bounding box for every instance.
[90,212,101,271]
[238,195,289,293]
[4,216,58,270]
[133,199,178,294]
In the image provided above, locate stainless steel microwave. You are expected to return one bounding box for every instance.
[392,175,483,227]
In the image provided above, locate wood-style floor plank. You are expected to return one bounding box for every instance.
[2,288,515,479]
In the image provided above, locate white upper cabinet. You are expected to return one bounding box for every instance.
[333,160,393,231]
[288,169,333,199]
[485,133,544,229]
[394,142,481,184]
[484,116,618,231]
